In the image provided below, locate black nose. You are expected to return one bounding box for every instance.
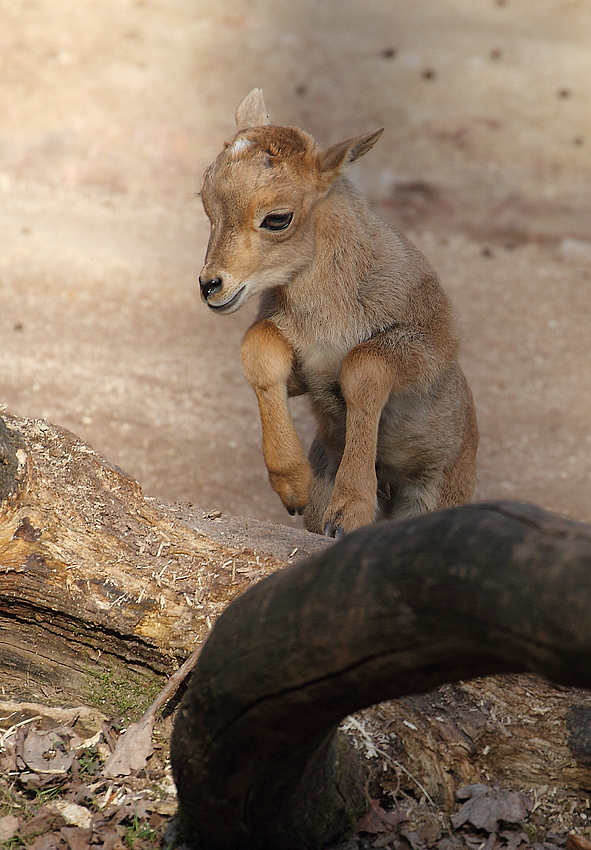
[199,276,223,298]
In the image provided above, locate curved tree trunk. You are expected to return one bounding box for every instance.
[171,502,591,850]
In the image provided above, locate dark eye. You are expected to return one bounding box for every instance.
[260,212,293,231]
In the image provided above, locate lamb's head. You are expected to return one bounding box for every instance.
[198,88,382,313]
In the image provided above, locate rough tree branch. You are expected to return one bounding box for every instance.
[171,502,591,850]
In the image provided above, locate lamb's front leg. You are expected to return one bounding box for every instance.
[322,345,393,537]
[241,320,312,516]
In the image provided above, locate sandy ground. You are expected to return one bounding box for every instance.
[1,0,590,526]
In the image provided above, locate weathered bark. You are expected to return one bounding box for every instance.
[0,413,328,711]
[354,671,591,810]
[171,502,591,850]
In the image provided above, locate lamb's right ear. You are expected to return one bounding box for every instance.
[317,129,384,176]
[235,89,270,130]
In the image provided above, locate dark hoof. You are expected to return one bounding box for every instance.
[323,522,344,539]
[286,507,296,516]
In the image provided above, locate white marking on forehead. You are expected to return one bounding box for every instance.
[230,136,254,154]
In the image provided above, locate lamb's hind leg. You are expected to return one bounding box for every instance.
[389,444,476,522]
[389,474,443,522]
[388,376,478,521]
[438,391,479,508]
[303,438,340,535]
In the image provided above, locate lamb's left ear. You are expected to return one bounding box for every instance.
[235,88,270,130]
[317,129,384,175]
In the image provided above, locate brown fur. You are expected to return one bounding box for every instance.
[199,89,478,536]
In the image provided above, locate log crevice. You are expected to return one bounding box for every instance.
[1,599,177,673]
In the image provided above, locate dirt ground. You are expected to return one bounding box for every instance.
[1,0,590,527]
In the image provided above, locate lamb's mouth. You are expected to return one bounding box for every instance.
[207,285,246,313]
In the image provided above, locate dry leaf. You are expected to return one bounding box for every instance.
[20,806,66,838]
[401,820,442,849]
[357,799,408,833]
[0,743,18,773]
[451,784,532,833]
[59,827,93,850]
[499,829,530,850]
[101,836,127,850]
[31,834,68,850]
[567,836,591,850]
[22,727,77,775]
[102,715,154,777]
[401,827,428,850]
[19,771,68,790]
[20,807,67,838]
[0,814,21,841]
[92,821,126,850]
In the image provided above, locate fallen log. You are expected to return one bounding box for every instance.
[171,502,591,850]
[0,413,327,712]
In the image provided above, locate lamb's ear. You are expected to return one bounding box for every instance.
[235,88,270,130]
[317,129,384,176]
